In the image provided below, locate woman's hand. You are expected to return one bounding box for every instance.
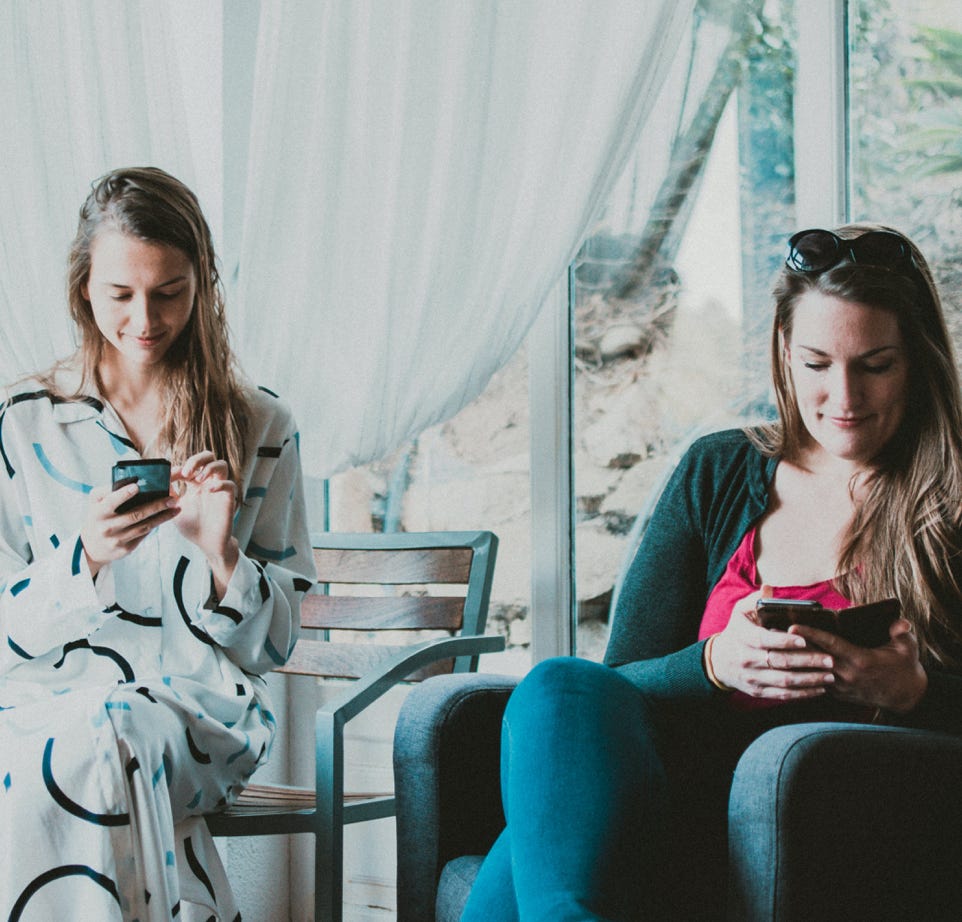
[708,586,837,700]
[81,483,180,578]
[171,451,240,597]
[789,618,928,713]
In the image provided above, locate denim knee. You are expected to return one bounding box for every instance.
[508,655,646,713]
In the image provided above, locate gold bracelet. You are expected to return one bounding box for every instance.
[704,633,734,692]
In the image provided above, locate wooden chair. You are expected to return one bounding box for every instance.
[206,530,503,922]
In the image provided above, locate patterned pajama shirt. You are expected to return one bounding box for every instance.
[0,377,314,921]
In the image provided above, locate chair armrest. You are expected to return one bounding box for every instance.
[394,673,519,922]
[319,634,506,725]
[728,721,962,922]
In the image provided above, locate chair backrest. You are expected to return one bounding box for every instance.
[280,530,498,680]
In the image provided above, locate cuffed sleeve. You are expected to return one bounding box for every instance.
[0,533,111,672]
[191,398,314,675]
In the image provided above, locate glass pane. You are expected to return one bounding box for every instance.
[326,344,532,676]
[572,1,798,659]
[849,0,962,328]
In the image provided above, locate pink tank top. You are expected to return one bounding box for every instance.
[699,527,864,713]
[698,525,850,641]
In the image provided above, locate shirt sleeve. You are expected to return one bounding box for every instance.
[0,528,112,674]
[603,443,718,699]
[190,423,315,675]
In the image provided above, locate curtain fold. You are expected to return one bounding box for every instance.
[0,0,209,382]
[234,0,696,478]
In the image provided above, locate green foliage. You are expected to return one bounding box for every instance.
[906,26,962,178]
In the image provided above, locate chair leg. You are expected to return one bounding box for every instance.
[316,711,344,922]
[315,828,343,922]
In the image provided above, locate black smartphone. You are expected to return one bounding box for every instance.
[755,598,836,633]
[112,459,172,514]
[756,597,901,648]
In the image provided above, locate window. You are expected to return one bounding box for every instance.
[849,0,962,320]
[573,0,797,657]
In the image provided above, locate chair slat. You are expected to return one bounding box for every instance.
[278,639,453,681]
[300,594,465,631]
[313,546,473,584]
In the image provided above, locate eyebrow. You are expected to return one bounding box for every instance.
[796,344,901,359]
[106,276,189,290]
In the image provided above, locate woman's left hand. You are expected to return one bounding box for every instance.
[789,618,928,714]
[171,451,240,596]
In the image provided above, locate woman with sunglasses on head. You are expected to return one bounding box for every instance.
[0,167,315,920]
[461,224,962,921]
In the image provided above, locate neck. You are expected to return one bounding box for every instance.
[96,355,164,409]
[96,358,168,455]
[795,440,875,496]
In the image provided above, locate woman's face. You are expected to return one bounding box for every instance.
[785,289,909,468]
[82,228,196,374]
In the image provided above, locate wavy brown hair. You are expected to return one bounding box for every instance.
[44,167,250,481]
[750,223,962,666]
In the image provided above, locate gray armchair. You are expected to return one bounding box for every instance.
[394,672,962,922]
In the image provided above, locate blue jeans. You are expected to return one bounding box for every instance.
[460,657,750,922]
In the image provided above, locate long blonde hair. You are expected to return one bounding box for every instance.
[751,224,962,666]
[44,167,251,481]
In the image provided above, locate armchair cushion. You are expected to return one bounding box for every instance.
[436,856,486,922]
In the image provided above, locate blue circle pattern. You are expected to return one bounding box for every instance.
[0,383,314,919]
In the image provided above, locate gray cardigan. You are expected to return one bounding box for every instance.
[604,428,962,733]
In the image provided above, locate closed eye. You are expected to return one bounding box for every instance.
[863,361,895,374]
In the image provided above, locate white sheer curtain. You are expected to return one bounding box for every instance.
[0,0,213,382]
[234,0,696,478]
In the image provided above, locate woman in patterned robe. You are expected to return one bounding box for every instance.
[0,167,315,921]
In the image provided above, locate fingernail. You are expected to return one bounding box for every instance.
[824,673,835,683]
[822,657,832,668]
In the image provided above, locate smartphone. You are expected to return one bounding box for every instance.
[112,459,172,514]
[755,597,901,648]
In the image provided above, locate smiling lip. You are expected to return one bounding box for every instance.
[829,415,868,429]
[130,333,165,347]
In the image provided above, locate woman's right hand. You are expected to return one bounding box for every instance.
[708,586,837,700]
[80,483,180,577]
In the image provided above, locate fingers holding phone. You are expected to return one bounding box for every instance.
[789,614,928,714]
[80,460,179,576]
[708,589,836,700]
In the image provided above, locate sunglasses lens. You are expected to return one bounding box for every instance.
[786,230,841,272]
[850,231,909,266]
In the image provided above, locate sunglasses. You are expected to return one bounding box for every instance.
[785,228,914,274]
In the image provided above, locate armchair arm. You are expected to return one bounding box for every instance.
[394,673,519,922]
[728,721,962,922]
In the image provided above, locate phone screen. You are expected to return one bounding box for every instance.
[112,459,171,514]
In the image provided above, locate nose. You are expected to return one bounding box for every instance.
[832,366,862,412]
[127,294,158,332]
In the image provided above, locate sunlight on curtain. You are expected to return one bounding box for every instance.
[234,0,696,478]
[0,0,213,382]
